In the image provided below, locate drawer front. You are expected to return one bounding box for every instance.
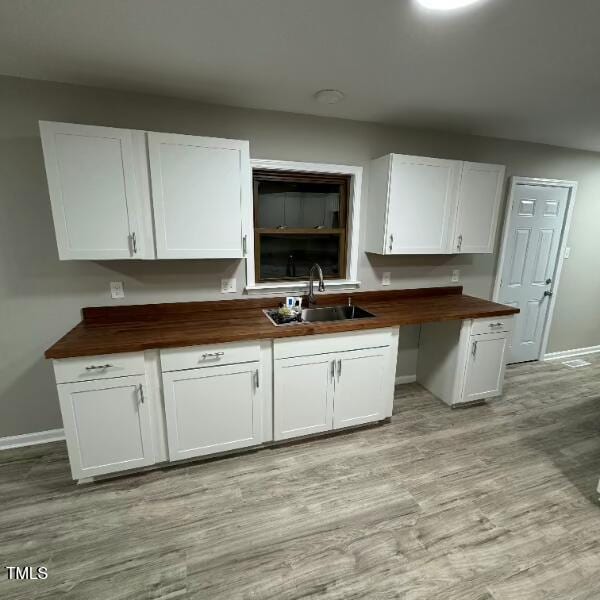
[471,316,513,336]
[53,352,145,384]
[274,328,392,360]
[161,341,260,373]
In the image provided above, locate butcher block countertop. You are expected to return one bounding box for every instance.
[45,286,519,359]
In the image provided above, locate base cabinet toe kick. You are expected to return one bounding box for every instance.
[51,320,511,481]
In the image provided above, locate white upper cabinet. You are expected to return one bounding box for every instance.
[40,121,148,260]
[366,154,505,255]
[40,122,252,261]
[454,162,505,254]
[148,132,251,259]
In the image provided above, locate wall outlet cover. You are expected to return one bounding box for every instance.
[451,270,460,283]
[564,246,571,259]
[221,278,237,293]
[382,272,391,286]
[110,281,125,299]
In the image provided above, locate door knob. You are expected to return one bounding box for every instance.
[544,290,553,298]
[545,278,552,285]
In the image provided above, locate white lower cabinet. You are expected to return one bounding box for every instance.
[162,362,262,461]
[58,374,155,480]
[333,349,388,429]
[462,333,509,403]
[417,317,513,407]
[273,329,398,441]
[273,355,335,440]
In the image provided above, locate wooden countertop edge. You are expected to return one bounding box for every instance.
[44,290,519,360]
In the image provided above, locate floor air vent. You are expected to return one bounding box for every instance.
[562,359,591,369]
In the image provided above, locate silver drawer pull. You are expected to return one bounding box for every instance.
[489,322,504,328]
[85,364,113,371]
[200,352,225,360]
[138,383,145,404]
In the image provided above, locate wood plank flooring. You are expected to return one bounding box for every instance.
[1,357,600,599]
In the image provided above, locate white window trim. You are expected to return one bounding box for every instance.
[245,158,362,294]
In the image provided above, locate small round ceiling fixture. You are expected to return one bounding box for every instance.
[416,0,484,9]
[314,89,345,104]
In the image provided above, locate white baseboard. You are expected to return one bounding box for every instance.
[0,428,65,451]
[544,345,600,362]
[395,374,417,385]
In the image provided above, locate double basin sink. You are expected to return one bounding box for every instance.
[264,304,375,326]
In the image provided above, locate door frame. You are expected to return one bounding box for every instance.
[492,176,578,361]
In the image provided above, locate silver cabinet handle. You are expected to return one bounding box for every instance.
[138,383,145,404]
[201,352,225,360]
[85,364,113,371]
[457,234,463,252]
[389,234,394,253]
[131,231,137,254]
[242,234,248,255]
[472,341,478,358]
[331,360,335,380]
[255,369,260,389]
[337,359,342,379]
[489,322,504,328]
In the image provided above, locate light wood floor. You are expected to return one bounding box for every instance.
[2,357,600,599]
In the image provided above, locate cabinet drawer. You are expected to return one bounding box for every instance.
[274,328,392,360]
[53,352,145,384]
[160,341,260,373]
[471,316,513,336]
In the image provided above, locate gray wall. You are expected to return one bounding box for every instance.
[1,75,599,437]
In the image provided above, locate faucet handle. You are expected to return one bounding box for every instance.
[347,296,352,306]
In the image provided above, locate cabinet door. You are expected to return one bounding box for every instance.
[148,132,250,259]
[274,356,334,441]
[58,375,154,480]
[386,155,461,254]
[333,349,387,429]
[455,162,505,254]
[163,363,262,461]
[461,333,509,404]
[39,121,146,260]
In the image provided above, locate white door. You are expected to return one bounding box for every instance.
[455,162,505,254]
[332,349,387,429]
[274,356,334,440]
[163,363,261,461]
[387,155,461,254]
[148,132,250,259]
[39,121,146,260]
[58,375,154,479]
[461,333,509,404]
[498,183,569,363]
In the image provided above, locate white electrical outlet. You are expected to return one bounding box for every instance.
[382,272,391,286]
[110,281,125,299]
[451,270,460,283]
[221,278,237,293]
[564,246,571,259]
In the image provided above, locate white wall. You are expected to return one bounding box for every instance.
[1,75,600,437]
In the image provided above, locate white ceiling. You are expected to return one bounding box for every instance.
[2,0,600,152]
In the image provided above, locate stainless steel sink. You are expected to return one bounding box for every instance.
[264,305,375,326]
